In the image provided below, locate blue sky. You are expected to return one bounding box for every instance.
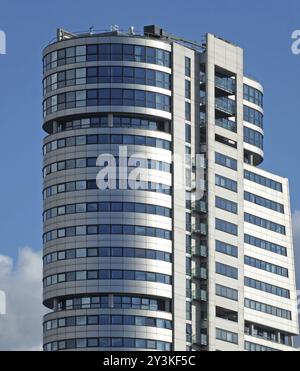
[0,0,299,258]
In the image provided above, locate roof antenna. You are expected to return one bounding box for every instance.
[128,26,135,35]
[111,25,119,32]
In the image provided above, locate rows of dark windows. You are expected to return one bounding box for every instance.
[245,322,291,346]
[43,180,172,200]
[216,328,238,345]
[244,105,263,129]
[57,295,170,312]
[44,337,172,351]
[243,84,263,107]
[43,44,171,72]
[244,341,278,352]
[43,133,171,155]
[245,191,284,214]
[216,262,238,280]
[44,246,172,265]
[244,255,288,278]
[44,314,172,332]
[43,157,171,177]
[216,284,238,301]
[244,170,283,192]
[244,213,286,235]
[43,66,171,94]
[216,218,238,236]
[245,323,276,344]
[43,89,171,116]
[215,174,238,192]
[43,224,172,243]
[244,234,287,256]
[244,127,264,150]
[215,152,237,171]
[44,269,172,288]
[44,202,172,222]
[216,240,238,258]
[215,196,238,215]
[48,116,171,135]
[245,298,292,320]
[244,277,290,299]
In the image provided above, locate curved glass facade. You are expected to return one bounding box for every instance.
[43,202,172,222]
[244,84,263,108]
[44,246,172,265]
[244,127,264,149]
[42,33,176,352]
[44,115,171,135]
[43,88,171,116]
[44,338,172,351]
[43,43,171,72]
[55,295,170,312]
[44,66,171,94]
[244,105,263,129]
[43,225,172,243]
[44,270,172,288]
[43,180,172,200]
[43,157,172,177]
[44,133,171,154]
[44,314,172,332]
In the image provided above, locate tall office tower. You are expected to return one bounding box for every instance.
[42,26,299,351]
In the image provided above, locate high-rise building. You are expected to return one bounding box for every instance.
[42,25,299,351]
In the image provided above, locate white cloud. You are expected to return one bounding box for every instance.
[0,247,45,351]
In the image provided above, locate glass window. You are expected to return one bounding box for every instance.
[111,270,123,279]
[76,271,86,281]
[111,316,122,325]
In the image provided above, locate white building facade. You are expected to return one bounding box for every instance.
[42,26,299,351]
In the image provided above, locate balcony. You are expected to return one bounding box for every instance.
[192,289,208,302]
[199,72,206,84]
[192,223,207,236]
[192,267,208,280]
[215,118,237,132]
[192,155,206,169]
[215,97,236,115]
[186,334,192,343]
[192,201,207,214]
[200,96,206,106]
[215,76,236,94]
[192,334,208,347]
[192,245,208,258]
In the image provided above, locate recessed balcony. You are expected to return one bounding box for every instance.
[215,97,236,116]
[192,334,208,347]
[192,267,208,280]
[215,117,237,132]
[192,245,208,258]
[215,76,236,95]
[192,289,208,302]
[191,201,207,214]
[192,223,207,236]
